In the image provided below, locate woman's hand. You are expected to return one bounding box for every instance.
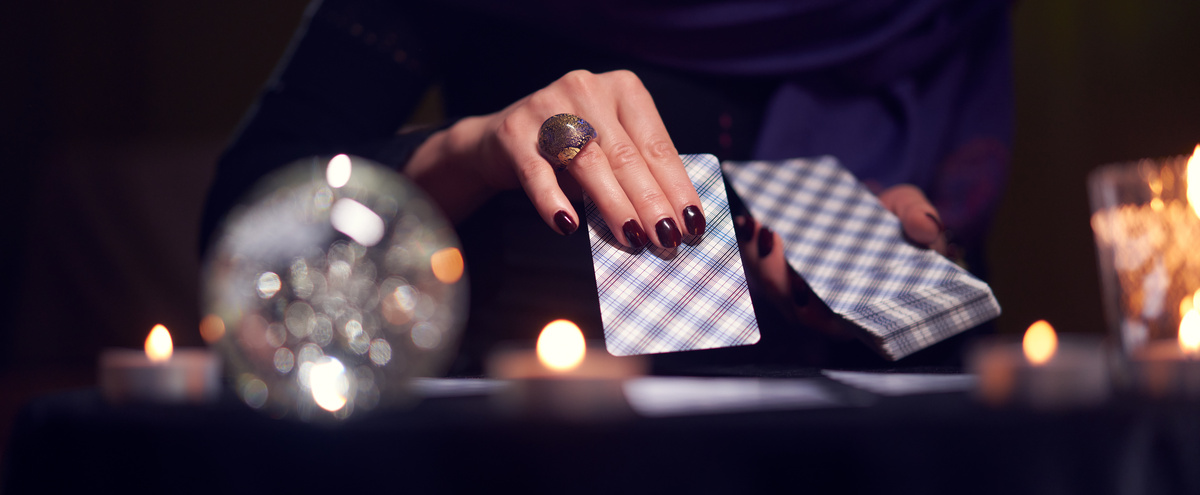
[405,70,706,250]
[877,184,948,255]
[735,183,949,336]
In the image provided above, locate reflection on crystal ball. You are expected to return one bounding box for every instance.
[202,155,468,421]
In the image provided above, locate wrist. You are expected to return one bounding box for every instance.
[405,117,496,222]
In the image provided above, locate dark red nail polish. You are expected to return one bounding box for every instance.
[757,225,775,258]
[734,215,755,243]
[926,212,946,234]
[623,220,649,249]
[788,266,810,306]
[655,218,682,248]
[554,210,577,235]
[682,205,706,236]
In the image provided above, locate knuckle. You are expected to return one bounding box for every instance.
[606,69,643,89]
[636,188,668,207]
[564,69,595,79]
[496,114,522,141]
[570,144,605,172]
[526,90,556,113]
[514,159,542,184]
[559,70,596,92]
[643,137,678,161]
[606,142,643,173]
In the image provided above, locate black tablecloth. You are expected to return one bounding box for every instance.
[4,374,1199,495]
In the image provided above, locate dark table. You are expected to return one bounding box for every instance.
[4,371,1199,495]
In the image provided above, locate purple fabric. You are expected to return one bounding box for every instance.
[444,0,1013,243]
[450,1,993,76]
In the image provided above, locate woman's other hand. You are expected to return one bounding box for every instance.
[877,184,948,255]
[733,183,949,338]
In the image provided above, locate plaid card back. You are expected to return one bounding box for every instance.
[584,154,760,356]
[723,156,1001,360]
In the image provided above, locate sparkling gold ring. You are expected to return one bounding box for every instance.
[537,114,597,170]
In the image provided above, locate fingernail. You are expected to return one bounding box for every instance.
[757,225,775,258]
[682,205,706,236]
[655,218,682,248]
[734,215,755,243]
[788,266,810,306]
[623,220,649,249]
[926,212,946,234]
[554,210,577,235]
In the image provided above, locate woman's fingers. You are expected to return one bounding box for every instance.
[564,70,690,249]
[568,140,652,248]
[877,184,945,249]
[491,70,702,249]
[574,114,679,247]
[493,103,586,237]
[612,72,706,237]
[734,215,851,340]
[494,84,648,248]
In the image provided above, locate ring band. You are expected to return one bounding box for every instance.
[538,113,597,170]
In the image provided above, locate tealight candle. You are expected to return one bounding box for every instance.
[487,319,645,419]
[99,324,220,404]
[970,320,1110,409]
[1130,306,1200,399]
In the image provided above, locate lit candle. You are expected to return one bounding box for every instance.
[970,320,1110,409]
[1090,145,1200,359]
[487,319,645,419]
[99,324,220,404]
[1131,292,1200,399]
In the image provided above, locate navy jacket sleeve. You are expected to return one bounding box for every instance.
[199,0,437,254]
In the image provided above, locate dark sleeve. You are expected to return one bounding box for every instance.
[199,0,438,254]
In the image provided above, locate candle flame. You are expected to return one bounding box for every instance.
[537,319,586,372]
[1188,144,1200,219]
[1180,310,1200,354]
[1023,320,1057,365]
[145,324,173,362]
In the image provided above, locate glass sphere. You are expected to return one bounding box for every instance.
[201,154,468,421]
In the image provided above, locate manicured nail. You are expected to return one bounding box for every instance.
[757,225,775,258]
[682,205,706,236]
[926,212,946,234]
[788,266,810,306]
[734,215,755,243]
[655,218,682,248]
[554,210,577,235]
[623,220,649,249]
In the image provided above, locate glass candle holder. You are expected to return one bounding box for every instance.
[1088,148,1200,366]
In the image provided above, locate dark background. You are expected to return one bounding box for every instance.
[2,0,1199,477]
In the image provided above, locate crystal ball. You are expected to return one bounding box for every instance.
[201,154,468,421]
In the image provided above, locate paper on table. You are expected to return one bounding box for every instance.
[410,378,509,398]
[622,377,844,417]
[821,369,976,397]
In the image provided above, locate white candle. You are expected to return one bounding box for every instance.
[970,320,1110,409]
[1131,309,1200,399]
[99,324,220,404]
[487,319,645,419]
